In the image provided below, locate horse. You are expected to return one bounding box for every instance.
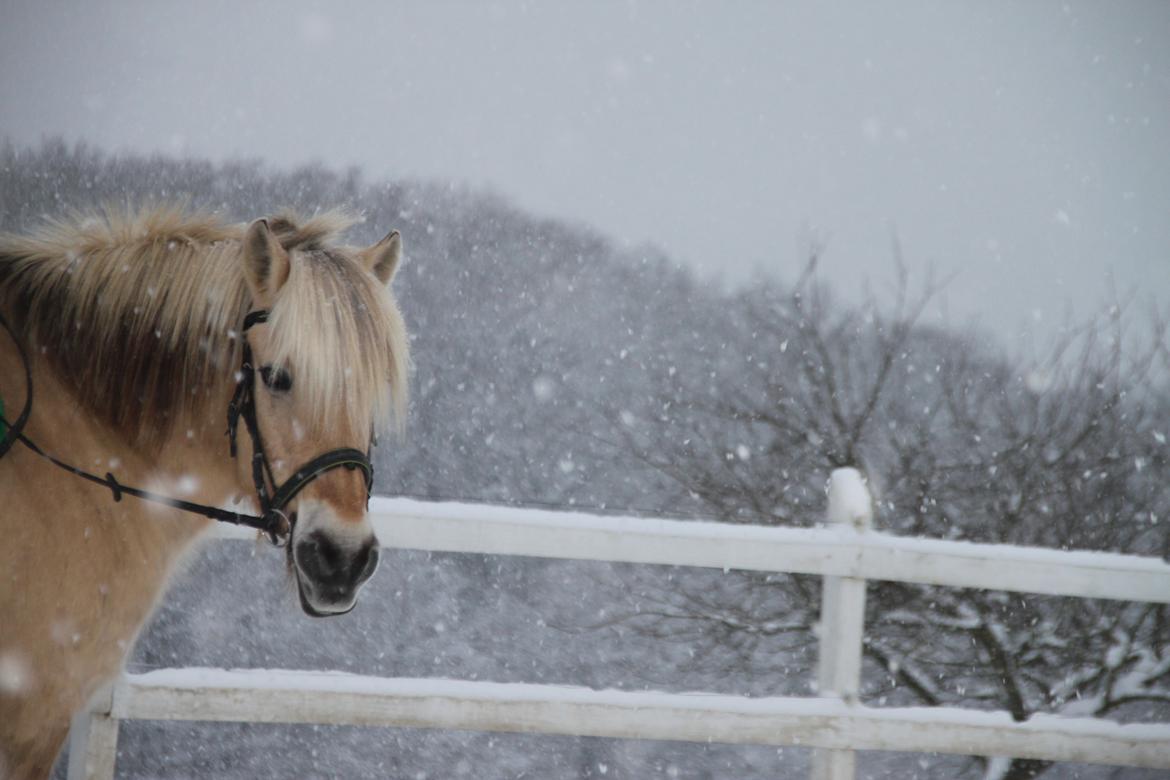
[0,206,410,778]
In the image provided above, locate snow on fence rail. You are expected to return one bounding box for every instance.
[353,496,1170,605]
[69,470,1170,780]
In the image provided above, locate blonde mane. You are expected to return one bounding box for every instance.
[0,205,408,451]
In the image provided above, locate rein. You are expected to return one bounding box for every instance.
[0,310,374,546]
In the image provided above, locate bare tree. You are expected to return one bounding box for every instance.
[601,260,1170,778]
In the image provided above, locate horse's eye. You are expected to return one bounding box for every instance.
[259,365,293,393]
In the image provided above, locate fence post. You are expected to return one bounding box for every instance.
[66,683,119,780]
[810,468,872,780]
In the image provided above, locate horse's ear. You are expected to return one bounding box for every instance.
[242,218,290,304]
[360,230,401,286]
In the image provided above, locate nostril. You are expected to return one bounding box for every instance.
[296,531,342,572]
[315,534,343,570]
[294,532,344,583]
[357,544,380,584]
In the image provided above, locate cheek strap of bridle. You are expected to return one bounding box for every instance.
[226,310,374,544]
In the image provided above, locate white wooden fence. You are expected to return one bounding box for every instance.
[68,470,1170,779]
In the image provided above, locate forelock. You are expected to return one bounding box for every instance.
[263,246,410,437]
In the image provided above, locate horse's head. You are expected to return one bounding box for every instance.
[237,217,409,616]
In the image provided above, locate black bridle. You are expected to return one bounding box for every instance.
[226,309,375,543]
[0,309,374,546]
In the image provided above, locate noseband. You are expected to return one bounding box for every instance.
[0,310,374,545]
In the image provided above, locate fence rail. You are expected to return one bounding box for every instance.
[295,496,1166,604]
[70,471,1170,779]
[98,668,1170,768]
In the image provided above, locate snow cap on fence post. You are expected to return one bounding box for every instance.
[826,467,872,531]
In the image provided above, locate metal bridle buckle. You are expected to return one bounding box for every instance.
[262,508,292,547]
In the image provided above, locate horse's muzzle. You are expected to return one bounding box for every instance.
[292,529,380,617]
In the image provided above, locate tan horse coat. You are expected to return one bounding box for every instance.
[0,347,223,778]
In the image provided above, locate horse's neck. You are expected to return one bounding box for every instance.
[25,354,242,536]
[0,350,240,755]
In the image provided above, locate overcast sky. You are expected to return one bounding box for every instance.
[2,1,1167,344]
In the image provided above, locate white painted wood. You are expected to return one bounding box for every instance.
[66,685,117,780]
[65,710,91,780]
[816,576,868,703]
[817,469,873,705]
[65,712,118,780]
[812,469,872,780]
[212,498,1170,603]
[810,746,855,780]
[812,581,861,779]
[107,669,1170,770]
